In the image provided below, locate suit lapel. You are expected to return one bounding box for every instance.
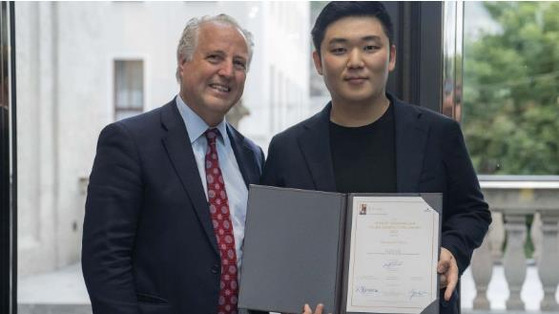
[298,104,337,192]
[393,98,429,192]
[227,125,259,187]
[160,101,218,254]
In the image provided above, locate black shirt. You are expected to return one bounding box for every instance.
[329,103,397,193]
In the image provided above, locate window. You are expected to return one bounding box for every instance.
[114,60,144,121]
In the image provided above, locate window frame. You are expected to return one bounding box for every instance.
[113,59,145,121]
[1,2,17,314]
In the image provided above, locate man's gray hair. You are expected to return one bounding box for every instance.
[176,14,254,82]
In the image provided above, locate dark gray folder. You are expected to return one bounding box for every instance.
[238,185,442,314]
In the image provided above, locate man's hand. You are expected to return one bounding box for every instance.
[302,303,329,314]
[438,247,458,301]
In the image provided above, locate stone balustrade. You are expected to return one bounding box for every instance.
[470,176,559,312]
[75,175,559,311]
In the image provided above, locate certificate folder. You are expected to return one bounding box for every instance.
[238,185,441,314]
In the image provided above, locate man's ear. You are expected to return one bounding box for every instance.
[388,44,397,72]
[312,50,323,76]
[179,56,190,71]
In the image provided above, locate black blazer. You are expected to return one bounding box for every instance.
[82,99,265,314]
[261,94,491,314]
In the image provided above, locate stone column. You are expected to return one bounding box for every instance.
[503,214,527,310]
[489,211,505,262]
[531,212,542,263]
[537,211,559,311]
[471,234,492,310]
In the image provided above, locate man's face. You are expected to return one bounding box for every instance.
[179,22,249,126]
[313,16,396,107]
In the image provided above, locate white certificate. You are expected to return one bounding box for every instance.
[345,196,439,313]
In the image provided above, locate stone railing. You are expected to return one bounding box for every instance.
[470,176,559,312]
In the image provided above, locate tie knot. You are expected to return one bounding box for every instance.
[204,128,220,144]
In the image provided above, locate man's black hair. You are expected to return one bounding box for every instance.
[311,1,394,57]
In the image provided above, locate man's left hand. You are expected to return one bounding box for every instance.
[438,247,458,301]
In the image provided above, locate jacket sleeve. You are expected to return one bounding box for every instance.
[440,120,492,275]
[82,122,142,314]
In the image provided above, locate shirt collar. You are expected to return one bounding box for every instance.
[175,94,229,146]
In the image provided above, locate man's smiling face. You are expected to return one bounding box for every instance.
[313,16,396,107]
[179,21,249,126]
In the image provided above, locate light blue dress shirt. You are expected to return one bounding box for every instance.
[176,95,248,270]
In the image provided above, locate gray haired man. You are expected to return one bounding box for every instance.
[82,14,265,314]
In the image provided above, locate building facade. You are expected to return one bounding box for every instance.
[15,1,310,277]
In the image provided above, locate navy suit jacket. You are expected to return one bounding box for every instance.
[82,99,265,314]
[261,94,491,314]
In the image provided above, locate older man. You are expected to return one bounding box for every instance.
[82,14,264,314]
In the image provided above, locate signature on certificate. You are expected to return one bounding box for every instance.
[382,259,403,271]
[409,289,429,300]
[355,286,382,297]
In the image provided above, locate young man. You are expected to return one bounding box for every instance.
[82,15,265,314]
[261,3,492,314]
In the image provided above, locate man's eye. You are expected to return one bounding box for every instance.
[364,45,380,52]
[207,55,221,63]
[331,47,346,55]
[234,60,247,70]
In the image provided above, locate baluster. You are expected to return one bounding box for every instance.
[531,213,543,263]
[490,211,505,262]
[503,214,527,310]
[471,234,492,310]
[537,212,559,311]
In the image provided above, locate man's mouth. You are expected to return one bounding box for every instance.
[344,76,368,82]
[209,83,231,93]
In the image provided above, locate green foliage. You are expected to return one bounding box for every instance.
[463,2,559,174]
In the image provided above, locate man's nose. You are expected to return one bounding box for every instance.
[347,48,364,69]
[218,61,234,78]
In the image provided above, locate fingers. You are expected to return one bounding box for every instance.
[302,303,325,314]
[438,247,459,301]
[437,249,451,274]
[437,254,450,289]
[437,260,449,274]
[439,274,447,288]
[444,260,459,301]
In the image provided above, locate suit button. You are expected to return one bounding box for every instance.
[211,264,219,274]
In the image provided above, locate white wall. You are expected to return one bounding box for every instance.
[16,1,310,276]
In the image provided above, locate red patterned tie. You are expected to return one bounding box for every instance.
[204,128,238,314]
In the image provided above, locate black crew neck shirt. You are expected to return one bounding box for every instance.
[329,103,397,193]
